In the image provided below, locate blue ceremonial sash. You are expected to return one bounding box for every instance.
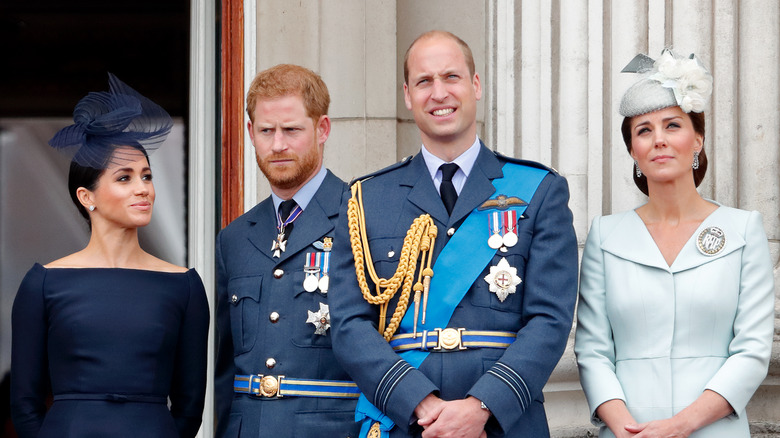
[356,162,549,437]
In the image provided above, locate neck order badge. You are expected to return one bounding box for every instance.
[273,200,302,258]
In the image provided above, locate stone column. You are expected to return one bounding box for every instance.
[737,2,780,428]
[250,0,397,195]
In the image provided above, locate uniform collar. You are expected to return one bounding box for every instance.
[420,136,480,183]
[401,142,503,227]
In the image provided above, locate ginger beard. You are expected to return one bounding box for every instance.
[255,142,321,192]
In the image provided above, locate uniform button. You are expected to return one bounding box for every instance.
[447,227,455,236]
[266,358,276,369]
[273,269,284,279]
[387,250,395,258]
[231,294,238,303]
[269,312,280,323]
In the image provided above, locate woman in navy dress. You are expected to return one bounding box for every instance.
[10,74,209,438]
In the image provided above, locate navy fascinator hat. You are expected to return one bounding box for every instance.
[48,73,173,168]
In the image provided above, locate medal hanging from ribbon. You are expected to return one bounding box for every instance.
[304,252,320,292]
[503,210,518,248]
[319,251,330,293]
[303,251,330,293]
[488,212,503,249]
[272,204,302,258]
[488,210,519,250]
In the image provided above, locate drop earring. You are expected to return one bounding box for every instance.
[692,151,700,170]
[635,160,642,177]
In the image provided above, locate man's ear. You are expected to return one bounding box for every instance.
[403,82,413,111]
[472,72,482,101]
[247,120,255,147]
[316,115,331,145]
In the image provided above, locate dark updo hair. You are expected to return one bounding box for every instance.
[620,110,708,196]
[67,146,150,228]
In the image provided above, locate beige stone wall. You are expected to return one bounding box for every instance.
[247,1,780,435]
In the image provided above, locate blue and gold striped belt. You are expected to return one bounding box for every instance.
[389,328,517,352]
[233,375,360,399]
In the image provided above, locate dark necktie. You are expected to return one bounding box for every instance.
[439,163,459,216]
[278,199,298,238]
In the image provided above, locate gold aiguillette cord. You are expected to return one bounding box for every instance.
[348,181,437,341]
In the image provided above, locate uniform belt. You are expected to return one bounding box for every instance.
[53,393,167,403]
[233,375,360,399]
[389,328,517,352]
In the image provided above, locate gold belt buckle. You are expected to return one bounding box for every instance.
[434,328,466,350]
[252,375,285,398]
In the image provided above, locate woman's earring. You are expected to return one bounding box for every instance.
[88,205,95,212]
[635,160,642,177]
[692,151,700,170]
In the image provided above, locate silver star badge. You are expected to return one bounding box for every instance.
[306,302,331,335]
[483,257,521,302]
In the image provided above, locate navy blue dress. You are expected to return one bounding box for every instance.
[10,263,209,438]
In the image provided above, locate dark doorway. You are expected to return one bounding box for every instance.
[0,0,190,118]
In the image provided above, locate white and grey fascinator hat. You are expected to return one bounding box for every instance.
[619,49,713,118]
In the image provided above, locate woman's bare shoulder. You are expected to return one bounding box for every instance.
[44,252,91,269]
[143,255,189,273]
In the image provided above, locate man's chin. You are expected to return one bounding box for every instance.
[264,172,307,191]
[260,165,294,181]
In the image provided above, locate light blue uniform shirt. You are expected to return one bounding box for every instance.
[270,165,327,214]
[420,136,481,196]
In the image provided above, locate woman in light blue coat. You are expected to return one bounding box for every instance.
[575,50,775,438]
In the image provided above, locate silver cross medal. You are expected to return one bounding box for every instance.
[271,228,288,258]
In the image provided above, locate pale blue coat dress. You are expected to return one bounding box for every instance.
[575,205,775,438]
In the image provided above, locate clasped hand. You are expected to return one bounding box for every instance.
[415,395,489,438]
[620,417,693,438]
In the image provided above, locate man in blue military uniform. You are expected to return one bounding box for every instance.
[329,31,578,437]
[215,64,360,437]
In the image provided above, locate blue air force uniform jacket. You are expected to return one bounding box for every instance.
[215,170,360,438]
[329,145,579,437]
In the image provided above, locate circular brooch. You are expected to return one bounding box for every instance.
[696,226,725,256]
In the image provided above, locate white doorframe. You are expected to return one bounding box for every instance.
[189,0,217,436]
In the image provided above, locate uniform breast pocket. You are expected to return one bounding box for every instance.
[227,275,262,355]
[469,247,529,314]
[291,271,334,349]
[367,236,405,280]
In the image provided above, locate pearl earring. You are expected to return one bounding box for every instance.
[88,205,95,212]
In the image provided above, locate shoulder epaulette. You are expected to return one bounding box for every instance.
[492,150,560,175]
[348,154,415,186]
